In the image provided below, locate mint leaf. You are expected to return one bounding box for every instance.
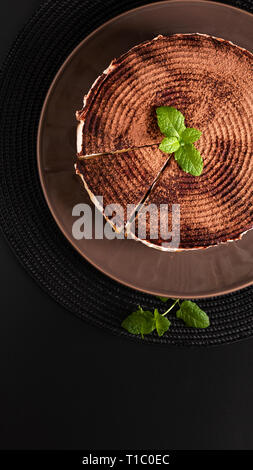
[156,296,169,303]
[174,143,203,176]
[156,106,204,176]
[154,309,171,336]
[176,301,210,328]
[159,136,180,153]
[122,306,155,338]
[181,128,202,144]
[156,106,186,138]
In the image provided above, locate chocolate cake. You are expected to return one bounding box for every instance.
[76,33,253,249]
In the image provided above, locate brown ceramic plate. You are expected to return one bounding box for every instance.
[37,0,253,299]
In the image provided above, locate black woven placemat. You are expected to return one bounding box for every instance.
[0,0,253,346]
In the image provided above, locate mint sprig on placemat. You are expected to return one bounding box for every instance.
[122,298,209,339]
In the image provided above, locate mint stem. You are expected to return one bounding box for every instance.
[162,299,180,316]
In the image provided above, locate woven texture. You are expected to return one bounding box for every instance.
[0,0,253,346]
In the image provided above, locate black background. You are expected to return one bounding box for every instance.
[0,0,253,450]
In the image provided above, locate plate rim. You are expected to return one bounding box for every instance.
[37,0,253,299]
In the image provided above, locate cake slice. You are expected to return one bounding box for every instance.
[75,146,167,232]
